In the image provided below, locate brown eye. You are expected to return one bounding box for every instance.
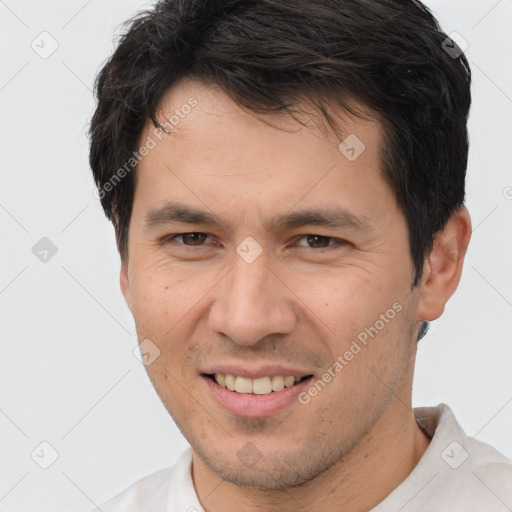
[305,235,331,248]
[171,233,211,245]
[296,234,342,249]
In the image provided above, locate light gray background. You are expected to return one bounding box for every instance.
[0,1,511,510]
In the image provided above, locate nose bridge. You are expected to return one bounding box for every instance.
[209,253,296,345]
[231,251,269,300]
[226,255,276,323]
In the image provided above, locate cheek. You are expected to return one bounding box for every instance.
[129,266,185,339]
[300,270,410,378]
[129,260,215,357]
[130,252,188,309]
[130,271,200,393]
[299,272,388,334]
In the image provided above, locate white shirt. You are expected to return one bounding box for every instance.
[96,404,512,511]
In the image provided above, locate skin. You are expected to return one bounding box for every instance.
[120,78,472,511]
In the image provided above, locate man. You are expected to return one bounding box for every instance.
[89,0,512,510]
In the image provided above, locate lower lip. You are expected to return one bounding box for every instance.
[202,375,313,418]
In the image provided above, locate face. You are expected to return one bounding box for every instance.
[121,79,424,489]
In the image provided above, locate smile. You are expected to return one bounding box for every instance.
[207,373,311,395]
[202,373,314,417]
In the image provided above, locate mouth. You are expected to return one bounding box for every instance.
[200,364,316,417]
[203,373,314,395]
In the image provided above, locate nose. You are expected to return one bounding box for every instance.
[208,254,297,346]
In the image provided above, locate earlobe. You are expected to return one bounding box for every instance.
[120,262,133,312]
[416,206,472,321]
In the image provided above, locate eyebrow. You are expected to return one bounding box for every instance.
[143,200,375,233]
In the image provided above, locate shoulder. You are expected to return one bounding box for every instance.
[373,404,512,511]
[464,433,512,502]
[101,467,174,511]
[422,403,512,507]
[93,448,200,512]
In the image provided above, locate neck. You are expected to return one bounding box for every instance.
[192,398,431,512]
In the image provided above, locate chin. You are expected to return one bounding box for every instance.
[193,441,343,490]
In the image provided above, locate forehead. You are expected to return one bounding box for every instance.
[148,78,382,155]
[132,79,391,225]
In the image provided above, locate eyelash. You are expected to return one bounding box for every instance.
[161,232,348,251]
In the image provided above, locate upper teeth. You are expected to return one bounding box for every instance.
[214,373,301,395]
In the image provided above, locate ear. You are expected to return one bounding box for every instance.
[120,260,133,312]
[416,206,472,321]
